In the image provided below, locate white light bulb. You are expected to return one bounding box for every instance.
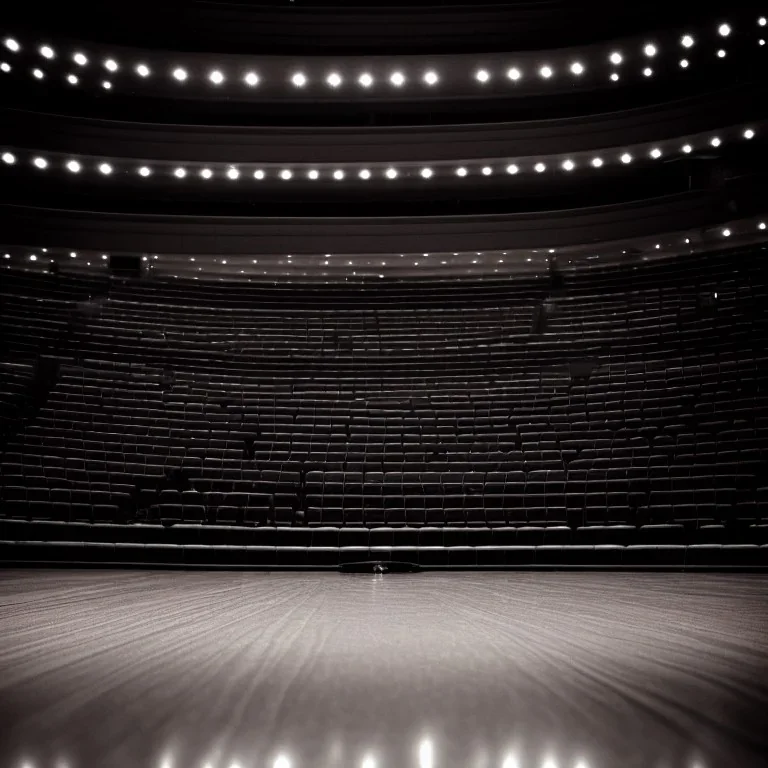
[591,157,604,167]
[5,38,20,52]
[33,68,44,79]
[359,169,371,179]
[40,45,54,59]
[644,43,657,57]
[253,169,264,180]
[609,51,623,65]
[680,58,689,68]
[307,169,319,180]
[1,152,15,164]
[481,166,492,176]
[333,169,345,180]
[385,167,398,179]
[570,62,584,75]
[681,35,694,48]
[744,128,755,139]
[280,169,292,180]
[650,147,662,159]
[718,23,731,37]
[99,162,112,175]
[535,162,546,172]
[326,72,342,88]
[358,72,373,87]
[424,70,438,85]
[456,166,468,177]
[33,156,48,169]
[226,167,239,180]
[244,71,259,86]
[104,59,118,72]
[136,63,150,77]
[66,160,81,173]
[506,164,519,174]
[562,159,575,171]
[209,70,224,85]
[710,137,721,147]
[643,67,653,76]
[420,167,433,178]
[507,67,522,81]
[138,166,151,177]
[174,167,186,178]
[539,65,553,78]
[67,73,78,85]
[621,153,633,163]
[172,67,187,81]
[389,71,405,86]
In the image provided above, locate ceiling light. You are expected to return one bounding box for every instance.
[643,67,653,76]
[32,68,44,79]
[174,167,186,178]
[40,45,54,59]
[307,169,319,180]
[358,72,373,88]
[610,72,620,81]
[1,63,10,73]
[744,128,755,139]
[326,72,342,88]
[760,17,767,27]
[609,51,623,65]
[759,222,766,229]
[226,167,240,180]
[718,23,731,37]
[333,169,345,180]
[481,166,492,176]
[681,35,694,48]
[722,228,731,236]
[104,59,118,72]
[710,137,721,147]
[66,73,78,85]
[280,169,292,180]
[591,157,603,167]
[72,52,88,66]
[650,147,662,159]
[33,156,48,169]
[562,159,575,171]
[570,62,584,75]
[29,254,37,261]
[99,162,112,175]
[135,63,150,77]
[456,166,468,177]
[680,59,689,68]
[420,167,433,178]
[644,43,657,57]
[359,169,371,179]
[423,70,438,85]
[506,164,519,174]
[539,65,553,78]
[4,38,20,53]
[682,144,692,153]
[253,169,264,180]
[621,153,632,164]
[385,167,398,179]
[243,71,259,86]
[1,152,15,164]
[138,166,152,177]
[66,159,81,173]
[717,48,727,58]
[172,67,187,81]
[102,80,112,89]
[535,162,546,172]
[507,67,522,81]
[475,69,490,82]
[389,71,405,86]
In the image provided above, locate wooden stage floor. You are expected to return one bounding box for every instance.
[1,571,767,768]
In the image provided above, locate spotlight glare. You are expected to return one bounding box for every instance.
[681,35,695,48]
[710,136,721,147]
[456,166,468,177]
[33,68,44,79]
[744,128,755,139]
[33,156,48,169]
[621,153,633,164]
[562,159,575,171]
[610,72,620,81]
[172,67,187,81]
[650,147,662,159]
[174,167,186,178]
[333,169,345,180]
[4,38,20,52]
[307,169,319,180]
[326,72,342,88]
[209,69,224,85]
[644,43,657,57]
[609,51,623,64]
[29,254,37,261]
[1,62,10,73]
[74,52,88,66]
[200,168,212,179]
[420,167,433,179]
[570,61,584,75]
[717,49,727,58]
[253,169,264,180]
[136,63,150,77]
[535,162,546,172]
[682,144,692,153]
[359,169,371,179]
[389,71,405,86]
[507,67,522,81]
[66,73,78,85]
[591,157,603,167]
[138,166,152,177]
[760,17,767,27]
[66,159,81,173]
[643,67,653,76]
[722,228,731,236]
[680,58,689,68]
[481,166,492,176]
[358,72,373,87]
[506,164,519,175]
[539,65,553,78]
[98,162,112,175]
[475,69,490,82]
[385,167,398,179]
[423,70,438,85]
[244,71,259,86]
[718,23,731,37]
[759,222,766,230]
[104,58,118,72]
[40,45,54,59]
[280,169,293,180]
[102,80,112,89]
[226,166,240,180]
[1,152,16,164]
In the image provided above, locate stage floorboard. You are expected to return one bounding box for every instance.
[1,571,767,768]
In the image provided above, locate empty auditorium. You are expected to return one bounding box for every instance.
[1,2,767,767]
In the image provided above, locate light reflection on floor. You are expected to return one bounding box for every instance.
[1,571,766,768]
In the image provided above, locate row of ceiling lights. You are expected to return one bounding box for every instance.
[0,128,757,181]
[2,21,765,93]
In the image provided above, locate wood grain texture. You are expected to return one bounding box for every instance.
[0,571,767,768]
